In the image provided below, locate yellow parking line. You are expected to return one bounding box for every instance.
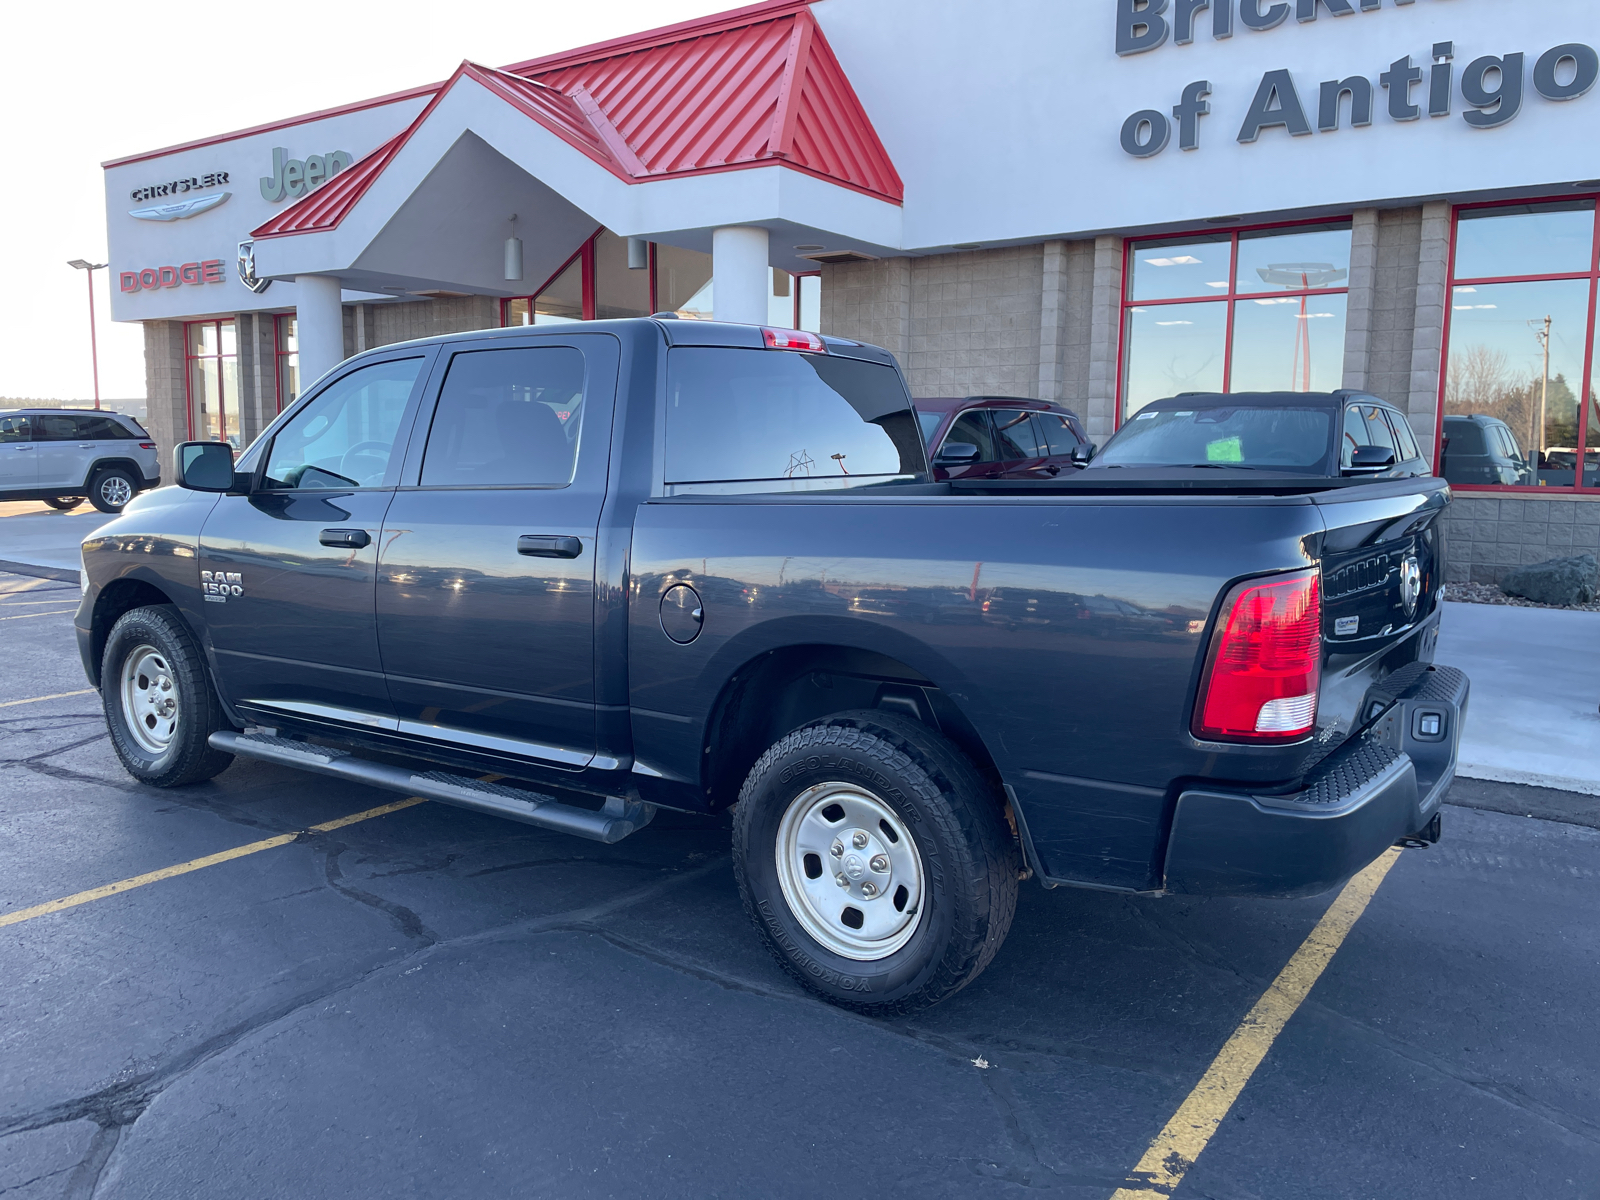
[0,609,79,622]
[0,796,428,929]
[0,689,97,709]
[1109,848,1402,1200]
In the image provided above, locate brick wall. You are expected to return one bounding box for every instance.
[1442,495,1600,584]
[141,321,187,472]
[371,296,499,347]
[823,246,1045,400]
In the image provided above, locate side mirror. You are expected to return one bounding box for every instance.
[1344,445,1396,475]
[174,441,238,492]
[1071,442,1096,466]
[935,441,982,465]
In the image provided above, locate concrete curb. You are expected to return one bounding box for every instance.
[1458,763,1600,799]
[1446,776,1600,830]
[0,560,81,584]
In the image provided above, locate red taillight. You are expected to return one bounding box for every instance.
[139,442,155,450]
[762,327,827,353]
[1194,571,1322,743]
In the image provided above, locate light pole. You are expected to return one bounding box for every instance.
[67,259,108,410]
[1528,315,1552,485]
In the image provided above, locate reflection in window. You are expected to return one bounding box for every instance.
[1230,293,1349,395]
[1445,279,1590,487]
[1454,201,1595,280]
[1123,301,1227,416]
[1121,223,1352,420]
[1128,235,1233,302]
[1234,225,1351,294]
[664,348,922,493]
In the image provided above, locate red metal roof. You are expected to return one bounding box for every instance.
[251,1,900,241]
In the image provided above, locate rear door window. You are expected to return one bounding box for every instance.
[1384,410,1420,462]
[30,415,79,442]
[664,348,924,493]
[1034,412,1080,455]
[421,347,584,487]
[993,410,1047,460]
[73,415,137,440]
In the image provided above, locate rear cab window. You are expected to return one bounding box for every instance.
[663,348,926,495]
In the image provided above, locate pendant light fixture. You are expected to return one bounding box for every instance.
[504,214,523,282]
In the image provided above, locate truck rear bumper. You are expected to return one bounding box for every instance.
[1163,665,1468,899]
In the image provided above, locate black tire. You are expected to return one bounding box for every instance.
[101,605,234,787]
[43,496,84,511]
[732,710,1020,1014]
[88,468,138,513]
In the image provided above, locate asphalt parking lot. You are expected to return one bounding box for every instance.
[2,562,1598,1199]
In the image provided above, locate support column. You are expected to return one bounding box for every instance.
[294,275,346,385]
[712,227,770,324]
[1406,201,1452,451]
[1085,235,1125,442]
[1341,209,1380,393]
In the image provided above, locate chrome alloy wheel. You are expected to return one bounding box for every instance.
[98,475,133,508]
[774,782,926,961]
[120,644,178,755]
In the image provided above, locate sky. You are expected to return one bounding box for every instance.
[0,0,728,403]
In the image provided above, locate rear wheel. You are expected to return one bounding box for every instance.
[42,496,84,511]
[88,468,138,513]
[733,710,1019,1014]
[101,605,233,786]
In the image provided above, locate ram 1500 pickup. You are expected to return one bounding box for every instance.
[77,318,1467,1012]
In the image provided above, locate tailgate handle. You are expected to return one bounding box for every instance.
[319,528,371,549]
[518,534,583,559]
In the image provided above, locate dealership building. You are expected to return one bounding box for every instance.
[104,0,1600,581]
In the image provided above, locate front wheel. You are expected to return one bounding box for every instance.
[101,605,234,786]
[88,468,138,513]
[733,711,1019,1014]
[43,496,84,511]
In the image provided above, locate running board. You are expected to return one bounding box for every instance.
[208,731,656,844]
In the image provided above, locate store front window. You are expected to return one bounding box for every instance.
[1120,222,1353,420]
[275,315,299,414]
[1441,198,1599,490]
[185,319,239,445]
[503,231,822,331]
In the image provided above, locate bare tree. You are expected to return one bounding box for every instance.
[1444,344,1511,414]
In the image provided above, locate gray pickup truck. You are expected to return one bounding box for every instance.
[77,318,1467,1012]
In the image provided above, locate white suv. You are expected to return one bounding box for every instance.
[0,409,161,513]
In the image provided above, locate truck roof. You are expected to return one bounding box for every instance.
[357,317,900,368]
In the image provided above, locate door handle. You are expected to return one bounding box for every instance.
[79,443,95,449]
[517,534,583,559]
[15,445,33,451]
[319,528,371,549]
